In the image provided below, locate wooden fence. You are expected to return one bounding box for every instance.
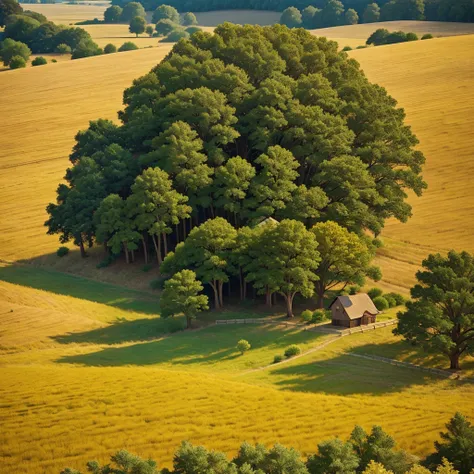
[215,318,290,325]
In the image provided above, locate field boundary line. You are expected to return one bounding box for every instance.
[347,352,474,382]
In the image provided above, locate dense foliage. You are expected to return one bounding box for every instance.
[395,250,474,370]
[1,11,103,57]
[46,23,425,312]
[108,0,474,23]
[60,415,474,474]
[366,28,420,45]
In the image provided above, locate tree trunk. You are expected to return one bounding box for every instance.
[449,351,461,370]
[152,234,162,265]
[182,219,187,240]
[142,238,148,264]
[239,267,244,300]
[211,281,220,310]
[162,233,168,256]
[103,241,109,256]
[79,239,86,258]
[123,244,129,264]
[186,315,192,329]
[218,280,224,308]
[131,249,135,263]
[265,287,272,307]
[284,293,294,318]
[175,224,179,243]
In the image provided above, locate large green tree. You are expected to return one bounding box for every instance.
[280,7,302,28]
[161,217,237,309]
[363,3,381,22]
[307,438,359,474]
[311,221,381,308]
[152,4,180,24]
[129,15,146,36]
[160,270,209,328]
[244,219,320,317]
[425,413,474,474]
[395,251,474,370]
[0,0,22,27]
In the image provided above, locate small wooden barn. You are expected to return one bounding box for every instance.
[329,293,380,328]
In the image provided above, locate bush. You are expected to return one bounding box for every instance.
[51,58,57,62]
[96,253,118,269]
[31,55,47,65]
[356,45,368,49]
[273,354,283,364]
[405,32,419,41]
[150,275,168,290]
[56,43,72,54]
[182,11,197,25]
[118,41,138,52]
[0,38,31,66]
[385,292,405,306]
[384,294,396,308]
[284,345,301,358]
[312,309,329,324]
[163,29,189,42]
[103,43,117,54]
[301,309,313,323]
[56,246,69,257]
[141,263,153,272]
[185,26,201,35]
[368,287,383,299]
[348,285,360,295]
[422,33,434,40]
[71,40,102,59]
[155,18,178,36]
[9,54,26,68]
[237,339,251,355]
[342,46,352,51]
[373,296,389,311]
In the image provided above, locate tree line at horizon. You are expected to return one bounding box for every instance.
[107,0,473,23]
[60,414,474,474]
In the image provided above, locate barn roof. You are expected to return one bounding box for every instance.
[329,293,380,320]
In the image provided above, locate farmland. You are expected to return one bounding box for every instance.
[1,268,473,473]
[1,14,474,474]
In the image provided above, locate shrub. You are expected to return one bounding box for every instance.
[103,43,117,54]
[385,292,405,306]
[301,309,313,323]
[422,33,434,40]
[348,285,360,295]
[356,45,368,49]
[373,296,389,311]
[342,46,352,51]
[150,275,168,290]
[118,41,138,52]
[384,294,397,308]
[0,38,31,66]
[368,287,383,299]
[185,26,201,35]
[141,263,153,272]
[51,58,57,62]
[56,246,69,257]
[71,40,102,59]
[56,43,72,54]
[96,253,118,269]
[273,354,283,364]
[32,55,47,65]
[405,32,419,41]
[237,339,251,355]
[182,11,197,25]
[9,54,26,68]
[284,345,301,358]
[312,310,329,324]
[155,18,178,36]
[163,29,189,42]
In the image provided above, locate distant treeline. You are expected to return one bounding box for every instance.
[60,414,474,474]
[110,0,474,23]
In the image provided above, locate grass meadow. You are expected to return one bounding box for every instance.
[1,19,474,473]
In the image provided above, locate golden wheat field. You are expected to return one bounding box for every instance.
[1,273,473,473]
[349,34,474,288]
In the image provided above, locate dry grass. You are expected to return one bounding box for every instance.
[0,46,172,262]
[350,35,474,288]
[312,20,474,41]
[21,3,108,25]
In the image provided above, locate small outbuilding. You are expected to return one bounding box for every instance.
[329,293,380,328]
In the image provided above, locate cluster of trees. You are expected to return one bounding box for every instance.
[0,37,31,68]
[280,0,362,29]
[0,2,103,59]
[106,0,474,23]
[46,24,425,314]
[60,414,474,474]
[102,3,199,41]
[366,28,432,46]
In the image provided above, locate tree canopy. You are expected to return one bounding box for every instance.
[395,251,474,370]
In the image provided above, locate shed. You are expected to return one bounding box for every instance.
[329,293,380,328]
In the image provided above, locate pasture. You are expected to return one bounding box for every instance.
[1,269,473,473]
